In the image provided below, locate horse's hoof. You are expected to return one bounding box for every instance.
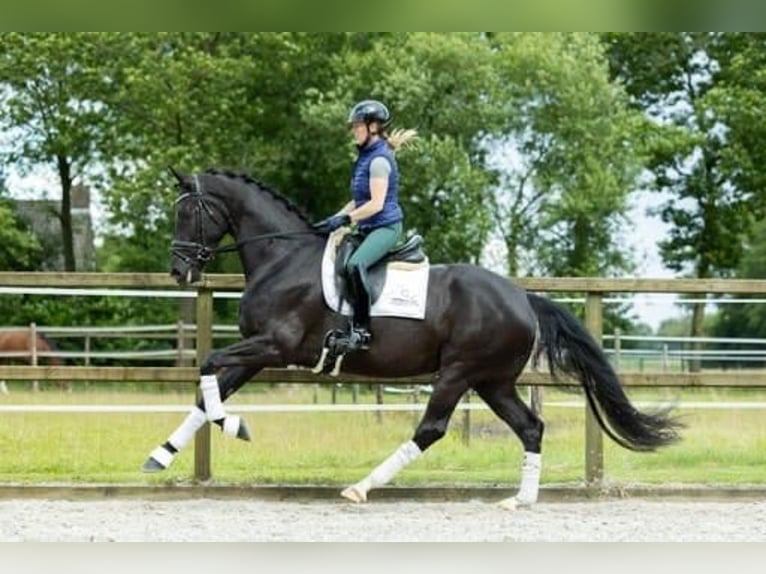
[340,485,367,503]
[236,418,251,441]
[222,415,251,441]
[141,457,166,473]
[143,446,174,472]
[497,496,533,511]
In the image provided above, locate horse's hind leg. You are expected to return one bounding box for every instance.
[341,371,469,503]
[474,380,544,509]
[142,365,258,473]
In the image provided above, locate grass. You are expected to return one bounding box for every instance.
[1,383,766,487]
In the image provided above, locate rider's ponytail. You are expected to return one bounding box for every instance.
[384,128,418,152]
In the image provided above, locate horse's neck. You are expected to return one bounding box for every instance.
[220,181,306,235]
[221,184,320,282]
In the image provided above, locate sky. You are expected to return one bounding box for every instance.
[621,190,685,330]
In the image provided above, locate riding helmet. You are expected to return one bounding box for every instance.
[347,100,391,128]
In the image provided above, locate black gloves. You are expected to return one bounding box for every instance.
[312,213,351,234]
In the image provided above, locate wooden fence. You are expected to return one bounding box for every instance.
[2,272,766,485]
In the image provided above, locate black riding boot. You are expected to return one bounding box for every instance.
[347,267,372,350]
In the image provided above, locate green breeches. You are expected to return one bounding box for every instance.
[345,222,403,274]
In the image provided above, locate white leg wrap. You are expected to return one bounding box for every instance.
[367,440,422,488]
[342,440,422,502]
[167,407,207,451]
[200,374,226,421]
[222,415,242,438]
[515,451,542,505]
[498,451,542,510]
[149,446,175,469]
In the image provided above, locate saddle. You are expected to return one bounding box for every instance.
[333,232,426,306]
[314,231,429,376]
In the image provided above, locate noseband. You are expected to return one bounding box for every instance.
[171,175,318,267]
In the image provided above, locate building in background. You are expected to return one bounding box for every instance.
[14,184,95,271]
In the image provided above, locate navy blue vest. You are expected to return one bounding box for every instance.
[351,139,403,231]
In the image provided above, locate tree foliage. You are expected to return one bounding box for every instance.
[3,33,764,338]
[0,170,43,270]
[0,33,126,271]
[603,32,766,347]
[489,33,647,278]
[603,33,766,279]
[711,217,766,339]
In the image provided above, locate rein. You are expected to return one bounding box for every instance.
[208,230,320,254]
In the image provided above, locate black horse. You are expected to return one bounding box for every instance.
[142,168,681,508]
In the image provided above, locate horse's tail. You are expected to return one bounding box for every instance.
[526,293,682,451]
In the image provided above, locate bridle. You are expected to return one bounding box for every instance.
[171,175,318,267]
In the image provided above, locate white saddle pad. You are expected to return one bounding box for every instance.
[321,228,429,320]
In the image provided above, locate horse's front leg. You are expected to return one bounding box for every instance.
[196,336,283,440]
[142,364,258,473]
[142,335,281,473]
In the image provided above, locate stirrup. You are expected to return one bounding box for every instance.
[312,329,348,376]
[347,327,371,351]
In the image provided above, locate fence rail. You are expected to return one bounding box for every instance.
[6,322,766,365]
[2,364,766,388]
[2,271,766,485]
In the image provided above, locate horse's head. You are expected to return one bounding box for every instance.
[169,167,230,285]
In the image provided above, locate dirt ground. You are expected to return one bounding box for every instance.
[2,498,765,541]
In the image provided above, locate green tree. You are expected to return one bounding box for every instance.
[105,32,506,266]
[603,33,766,363]
[0,33,126,271]
[97,33,264,273]
[489,33,646,278]
[298,33,502,263]
[712,217,766,340]
[0,170,43,270]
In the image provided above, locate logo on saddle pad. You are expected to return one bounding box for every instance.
[321,229,430,320]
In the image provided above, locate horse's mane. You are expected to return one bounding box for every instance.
[204,169,312,226]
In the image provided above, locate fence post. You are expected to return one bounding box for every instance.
[84,334,91,367]
[29,322,39,392]
[530,386,543,417]
[375,384,383,424]
[461,390,471,445]
[194,287,214,482]
[584,293,604,486]
[411,385,420,426]
[176,320,185,367]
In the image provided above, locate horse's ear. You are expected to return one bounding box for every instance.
[168,166,188,187]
